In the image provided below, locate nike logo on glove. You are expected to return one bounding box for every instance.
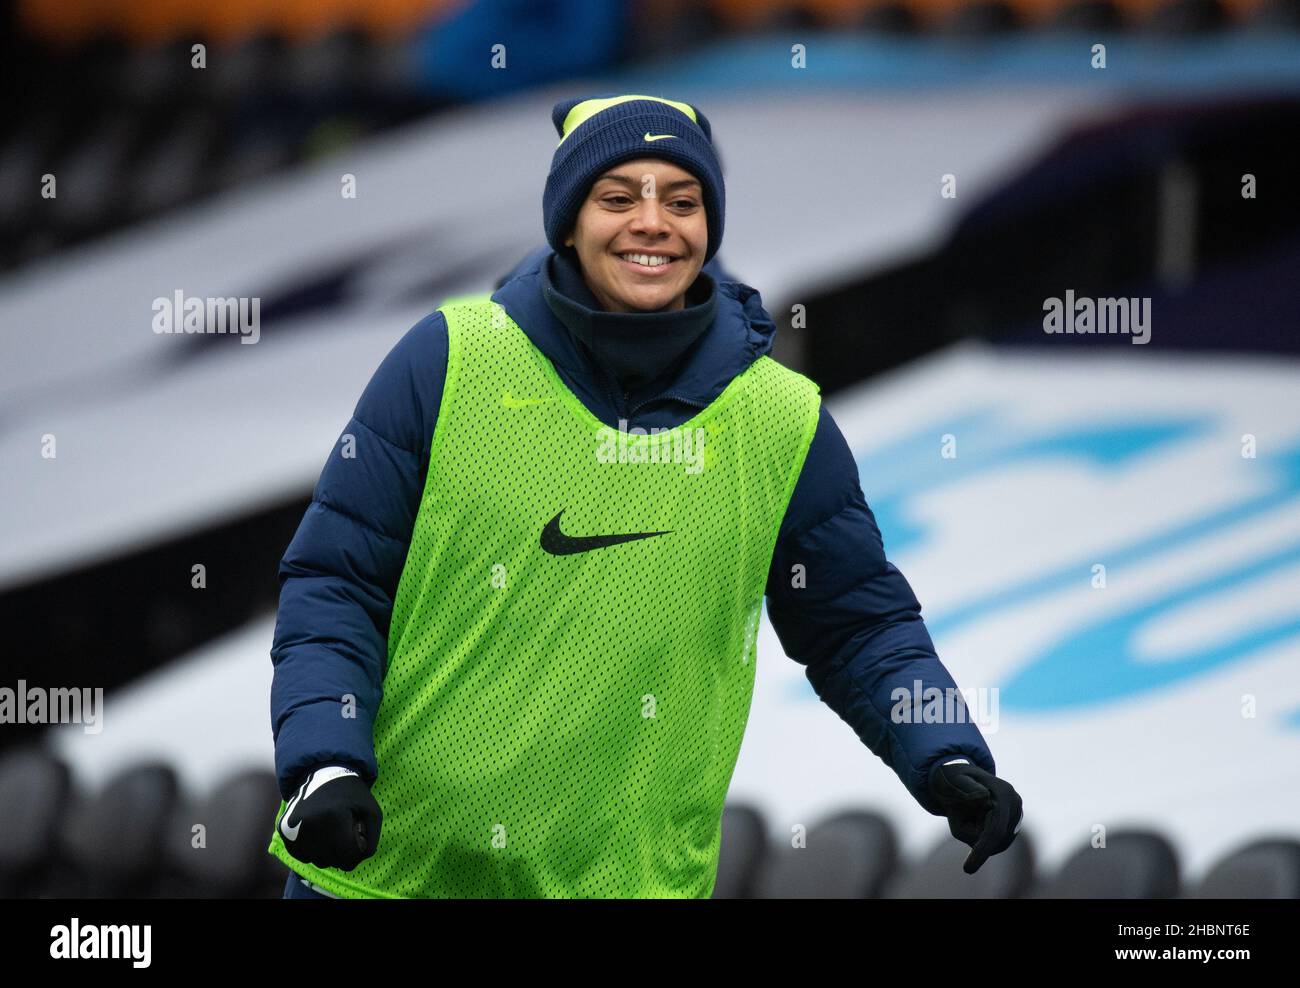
[280,785,306,841]
[279,766,359,843]
[540,509,670,555]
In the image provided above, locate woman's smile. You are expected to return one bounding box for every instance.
[615,252,681,277]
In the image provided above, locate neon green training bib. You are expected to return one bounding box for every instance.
[268,296,821,897]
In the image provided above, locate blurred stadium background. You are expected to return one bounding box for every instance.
[2,0,1299,898]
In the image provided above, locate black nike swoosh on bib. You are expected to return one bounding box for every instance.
[540,509,671,555]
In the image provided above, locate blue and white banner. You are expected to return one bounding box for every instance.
[735,343,1300,878]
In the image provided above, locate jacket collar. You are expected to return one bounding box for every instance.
[491,247,778,420]
[541,248,718,400]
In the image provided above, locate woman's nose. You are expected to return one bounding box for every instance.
[628,197,669,232]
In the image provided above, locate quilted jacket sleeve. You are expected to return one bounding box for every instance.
[269,311,448,801]
[766,404,995,816]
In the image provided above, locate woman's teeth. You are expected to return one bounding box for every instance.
[619,253,673,267]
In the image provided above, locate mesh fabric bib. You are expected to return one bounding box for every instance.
[268,296,820,897]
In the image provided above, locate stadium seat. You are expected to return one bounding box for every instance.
[47,112,140,237]
[0,120,58,254]
[751,810,898,898]
[285,28,369,103]
[1047,0,1126,26]
[854,2,923,31]
[883,830,1036,898]
[72,36,132,106]
[945,0,1023,31]
[712,803,767,898]
[207,33,288,105]
[213,128,296,191]
[121,38,208,108]
[126,110,221,218]
[1038,830,1181,898]
[1192,839,1300,898]
[156,768,287,898]
[52,761,180,897]
[712,0,822,32]
[1250,0,1300,26]
[27,788,95,898]
[1147,0,1230,31]
[0,748,73,897]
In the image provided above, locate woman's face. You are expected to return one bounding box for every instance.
[564,158,707,313]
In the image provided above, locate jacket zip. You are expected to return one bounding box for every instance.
[629,392,708,420]
[587,353,710,424]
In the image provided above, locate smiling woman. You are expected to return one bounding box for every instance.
[268,92,1020,901]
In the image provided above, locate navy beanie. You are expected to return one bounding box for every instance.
[543,94,725,265]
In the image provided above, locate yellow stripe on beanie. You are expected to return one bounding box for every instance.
[557,94,698,147]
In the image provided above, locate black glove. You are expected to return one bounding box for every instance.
[278,765,382,871]
[928,760,1023,875]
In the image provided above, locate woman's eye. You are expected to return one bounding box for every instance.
[604,195,696,208]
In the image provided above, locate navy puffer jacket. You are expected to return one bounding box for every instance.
[269,247,995,817]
